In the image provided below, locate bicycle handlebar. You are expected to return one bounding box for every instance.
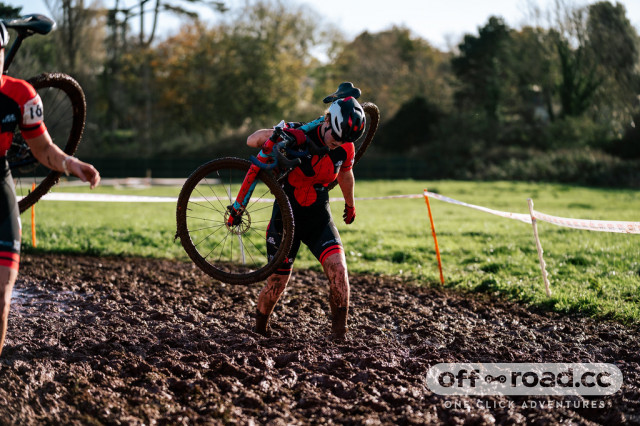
[249,131,329,173]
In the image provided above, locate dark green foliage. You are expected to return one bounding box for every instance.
[376,96,444,152]
[451,16,513,121]
[0,2,20,19]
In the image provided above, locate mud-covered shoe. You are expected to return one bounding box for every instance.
[330,306,348,340]
[255,309,271,337]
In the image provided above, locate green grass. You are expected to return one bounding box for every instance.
[21,179,640,324]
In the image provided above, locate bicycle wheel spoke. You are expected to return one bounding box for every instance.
[193,224,227,249]
[247,186,274,210]
[195,180,227,213]
[187,221,226,234]
[239,235,262,266]
[187,201,225,215]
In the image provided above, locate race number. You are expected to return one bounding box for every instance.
[22,95,44,127]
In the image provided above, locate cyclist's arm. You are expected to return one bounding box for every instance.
[26,132,100,189]
[247,129,273,148]
[337,169,355,207]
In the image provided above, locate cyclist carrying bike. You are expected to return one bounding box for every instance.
[247,91,366,339]
[0,22,100,356]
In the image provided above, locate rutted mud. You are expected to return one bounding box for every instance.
[1,253,638,424]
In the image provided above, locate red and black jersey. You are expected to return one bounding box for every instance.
[283,120,354,209]
[0,75,46,156]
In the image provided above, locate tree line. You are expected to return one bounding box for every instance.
[3,0,640,186]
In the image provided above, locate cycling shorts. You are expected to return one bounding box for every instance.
[0,158,21,271]
[266,201,343,275]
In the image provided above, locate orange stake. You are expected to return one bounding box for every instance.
[31,182,36,248]
[424,190,444,284]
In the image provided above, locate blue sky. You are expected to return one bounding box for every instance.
[9,0,640,50]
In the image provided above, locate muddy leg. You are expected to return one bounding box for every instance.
[322,252,350,339]
[0,266,18,356]
[255,272,291,336]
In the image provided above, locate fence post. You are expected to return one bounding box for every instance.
[528,198,551,296]
[424,190,445,285]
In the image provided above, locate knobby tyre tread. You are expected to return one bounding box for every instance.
[327,102,379,191]
[17,73,86,213]
[176,157,295,285]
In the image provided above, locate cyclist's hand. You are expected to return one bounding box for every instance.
[281,128,306,146]
[66,157,101,189]
[343,203,356,224]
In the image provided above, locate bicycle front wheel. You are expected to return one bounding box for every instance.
[8,73,86,213]
[176,158,295,285]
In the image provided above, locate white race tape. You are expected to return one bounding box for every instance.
[423,191,532,224]
[532,210,640,234]
[30,192,423,203]
[423,190,640,234]
[38,193,178,203]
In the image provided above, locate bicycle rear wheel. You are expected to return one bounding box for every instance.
[176,157,295,285]
[327,102,379,191]
[8,73,86,213]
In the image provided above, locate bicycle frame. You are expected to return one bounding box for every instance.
[225,120,329,228]
[226,135,293,227]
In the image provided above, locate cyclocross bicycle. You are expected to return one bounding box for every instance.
[176,83,379,285]
[4,14,86,213]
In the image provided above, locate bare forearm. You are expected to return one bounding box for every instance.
[28,133,69,173]
[338,170,355,206]
[247,129,273,148]
[27,132,101,188]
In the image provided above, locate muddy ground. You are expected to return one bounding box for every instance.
[0,253,638,425]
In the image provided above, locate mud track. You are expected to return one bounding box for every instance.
[1,254,638,424]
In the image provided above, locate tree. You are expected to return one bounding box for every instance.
[376,96,444,152]
[41,0,106,77]
[586,1,640,124]
[0,2,21,19]
[546,0,639,122]
[318,27,453,121]
[146,0,322,152]
[451,16,513,122]
[507,27,558,124]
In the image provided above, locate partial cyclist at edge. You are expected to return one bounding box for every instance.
[0,22,101,356]
[247,82,366,340]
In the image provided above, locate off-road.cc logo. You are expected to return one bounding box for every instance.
[426,363,622,396]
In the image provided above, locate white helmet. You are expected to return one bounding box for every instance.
[0,22,9,49]
[327,96,366,142]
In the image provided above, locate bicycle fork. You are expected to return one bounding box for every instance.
[226,141,276,228]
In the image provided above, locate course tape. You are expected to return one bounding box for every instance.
[531,210,640,234]
[423,191,532,224]
[31,193,423,203]
[38,193,178,203]
[423,190,640,234]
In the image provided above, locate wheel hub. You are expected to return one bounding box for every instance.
[224,209,252,235]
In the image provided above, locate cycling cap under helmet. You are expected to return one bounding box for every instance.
[0,22,8,49]
[328,96,366,142]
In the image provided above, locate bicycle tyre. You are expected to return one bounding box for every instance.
[327,102,379,191]
[10,72,86,213]
[176,157,295,285]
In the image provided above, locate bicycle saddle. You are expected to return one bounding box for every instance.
[3,14,56,35]
[323,82,361,104]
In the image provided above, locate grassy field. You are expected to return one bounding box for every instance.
[20,179,640,324]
